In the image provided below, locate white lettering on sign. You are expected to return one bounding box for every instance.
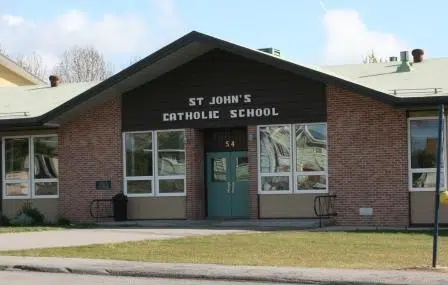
[163,110,220,122]
[229,108,279,118]
[162,93,279,122]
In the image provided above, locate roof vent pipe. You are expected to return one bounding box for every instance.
[396,51,412,72]
[400,51,409,62]
[49,75,61,87]
[389,56,398,62]
[411,48,424,63]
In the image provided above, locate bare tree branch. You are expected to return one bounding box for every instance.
[15,52,48,81]
[363,50,387,64]
[52,45,114,83]
[0,44,7,56]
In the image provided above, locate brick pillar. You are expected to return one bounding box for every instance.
[247,126,259,219]
[185,129,205,219]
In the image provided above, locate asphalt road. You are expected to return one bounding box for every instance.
[0,271,286,285]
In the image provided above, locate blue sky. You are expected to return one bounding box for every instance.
[1,0,447,72]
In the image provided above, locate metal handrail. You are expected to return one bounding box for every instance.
[313,195,337,227]
[89,199,113,222]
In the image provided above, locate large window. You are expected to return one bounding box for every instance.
[3,135,58,199]
[123,129,186,197]
[258,123,328,194]
[409,117,446,191]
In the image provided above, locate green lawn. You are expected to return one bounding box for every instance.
[3,230,448,269]
[0,226,64,233]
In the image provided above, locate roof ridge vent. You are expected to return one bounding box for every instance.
[258,48,281,57]
[396,51,412,72]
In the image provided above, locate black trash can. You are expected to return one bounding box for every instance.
[112,192,128,221]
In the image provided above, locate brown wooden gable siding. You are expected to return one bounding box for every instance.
[122,49,326,131]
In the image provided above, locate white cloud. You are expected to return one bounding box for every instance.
[0,0,185,73]
[1,15,24,26]
[322,9,408,64]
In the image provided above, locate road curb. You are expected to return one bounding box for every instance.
[0,263,419,285]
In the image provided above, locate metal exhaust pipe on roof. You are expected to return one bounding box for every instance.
[412,48,424,63]
[400,51,409,62]
[49,75,61,87]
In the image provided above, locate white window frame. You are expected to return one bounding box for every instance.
[155,129,186,197]
[408,116,447,192]
[122,131,155,197]
[123,129,186,198]
[257,123,329,194]
[2,134,59,200]
[293,122,328,194]
[257,124,293,194]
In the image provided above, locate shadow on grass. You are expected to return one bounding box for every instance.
[337,229,448,237]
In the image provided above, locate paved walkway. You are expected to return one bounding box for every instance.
[0,228,248,251]
[0,256,447,285]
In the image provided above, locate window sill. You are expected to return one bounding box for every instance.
[2,195,59,200]
[409,188,445,192]
[258,190,329,195]
[126,193,186,198]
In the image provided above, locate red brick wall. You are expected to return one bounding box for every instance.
[185,129,205,219]
[58,97,122,222]
[247,126,259,219]
[327,85,409,226]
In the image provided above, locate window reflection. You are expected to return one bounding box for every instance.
[259,126,291,173]
[296,124,327,171]
[261,176,289,191]
[236,156,248,181]
[212,158,227,182]
[410,119,443,169]
[34,136,58,179]
[5,138,29,180]
[125,133,153,177]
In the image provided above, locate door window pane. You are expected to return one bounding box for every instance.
[125,132,153,177]
[297,175,327,190]
[158,152,185,176]
[236,156,248,181]
[259,126,291,173]
[159,179,184,194]
[296,124,327,171]
[127,180,152,194]
[261,176,289,191]
[212,157,227,182]
[5,137,29,180]
[34,136,58,179]
[35,182,58,196]
[6,183,28,196]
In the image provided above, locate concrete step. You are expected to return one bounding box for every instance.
[97,218,325,230]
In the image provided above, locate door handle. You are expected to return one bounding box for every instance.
[227,182,231,194]
[232,181,235,193]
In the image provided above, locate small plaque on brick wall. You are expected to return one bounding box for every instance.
[96,180,112,190]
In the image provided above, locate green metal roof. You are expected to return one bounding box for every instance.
[321,58,448,97]
[0,82,98,119]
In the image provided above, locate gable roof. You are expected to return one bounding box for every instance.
[0,31,447,130]
[0,53,46,85]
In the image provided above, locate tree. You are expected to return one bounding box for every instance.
[362,50,389,64]
[15,52,48,81]
[0,45,6,55]
[53,45,114,83]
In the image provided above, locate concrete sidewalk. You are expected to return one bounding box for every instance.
[0,228,248,251]
[0,256,446,285]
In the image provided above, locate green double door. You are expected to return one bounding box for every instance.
[206,151,249,219]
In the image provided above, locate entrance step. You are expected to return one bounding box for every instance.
[97,219,322,230]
